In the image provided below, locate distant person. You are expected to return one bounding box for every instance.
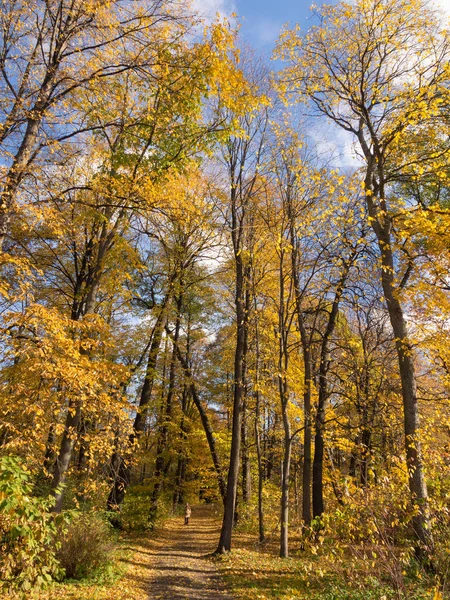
[184,503,191,525]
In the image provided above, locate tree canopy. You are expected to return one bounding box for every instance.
[2,0,450,597]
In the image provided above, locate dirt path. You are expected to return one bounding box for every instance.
[145,504,234,600]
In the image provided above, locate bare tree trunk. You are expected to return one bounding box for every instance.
[266,412,277,481]
[312,258,354,518]
[149,300,182,522]
[360,426,371,487]
[216,253,246,553]
[288,199,312,526]
[254,314,265,543]
[241,396,251,505]
[277,244,293,559]
[362,157,432,550]
[312,390,326,519]
[280,386,291,558]
[301,355,312,524]
[172,386,189,512]
[380,240,431,548]
[51,401,82,513]
[43,423,56,475]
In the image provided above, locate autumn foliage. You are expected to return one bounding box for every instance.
[1,0,450,598]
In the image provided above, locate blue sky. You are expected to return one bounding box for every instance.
[195,0,450,53]
[193,0,450,167]
[193,0,341,58]
[236,0,327,53]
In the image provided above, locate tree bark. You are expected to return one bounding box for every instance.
[149,300,182,521]
[378,233,431,548]
[43,424,56,476]
[280,386,292,558]
[216,252,246,553]
[287,197,312,526]
[361,150,432,549]
[312,257,354,518]
[51,401,82,513]
[241,396,251,505]
[172,385,189,512]
[0,70,58,249]
[301,339,313,525]
[254,314,266,543]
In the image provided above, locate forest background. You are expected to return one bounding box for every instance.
[1,0,450,598]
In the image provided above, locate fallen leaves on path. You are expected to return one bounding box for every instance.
[145,504,233,600]
[36,504,232,600]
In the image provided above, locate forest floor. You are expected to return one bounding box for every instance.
[37,504,233,600]
[37,503,439,600]
[141,503,234,599]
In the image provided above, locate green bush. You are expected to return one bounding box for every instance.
[121,483,155,530]
[0,455,66,595]
[56,511,115,580]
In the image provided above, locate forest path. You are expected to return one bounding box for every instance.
[145,504,234,600]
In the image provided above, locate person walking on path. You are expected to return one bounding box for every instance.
[184,503,191,525]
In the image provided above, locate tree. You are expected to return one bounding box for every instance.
[4,9,252,512]
[107,166,226,513]
[267,136,365,552]
[215,86,270,553]
[0,0,184,250]
[276,0,450,551]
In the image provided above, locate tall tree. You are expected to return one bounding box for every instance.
[276,0,450,550]
[0,0,184,249]
[215,92,270,553]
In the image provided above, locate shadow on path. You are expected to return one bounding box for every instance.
[136,504,233,600]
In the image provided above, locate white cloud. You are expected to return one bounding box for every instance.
[191,0,236,20]
[307,120,362,169]
[433,0,450,14]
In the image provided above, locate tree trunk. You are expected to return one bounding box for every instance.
[280,395,292,558]
[241,283,251,505]
[288,201,312,526]
[43,424,56,476]
[312,391,325,519]
[0,91,52,249]
[149,302,182,522]
[312,258,354,519]
[265,412,277,481]
[168,326,227,503]
[380,241,431,548]
[51,401,82,513]
[216,254,247,553]
[300,324,312,526]
[241,395,251,504]
[362,158,432,549]
[360,426,371,487]
[172,384,189,512]
[254,316,266,543]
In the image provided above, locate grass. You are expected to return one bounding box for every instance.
[28,502,444,600]
[215,531,439,600]
[35,532,151,600]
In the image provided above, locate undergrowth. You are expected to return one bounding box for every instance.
[216,544,439,600]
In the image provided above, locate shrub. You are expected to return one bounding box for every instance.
[57,511,115,580]
[0,455,66,595]
[121,483,155,531]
